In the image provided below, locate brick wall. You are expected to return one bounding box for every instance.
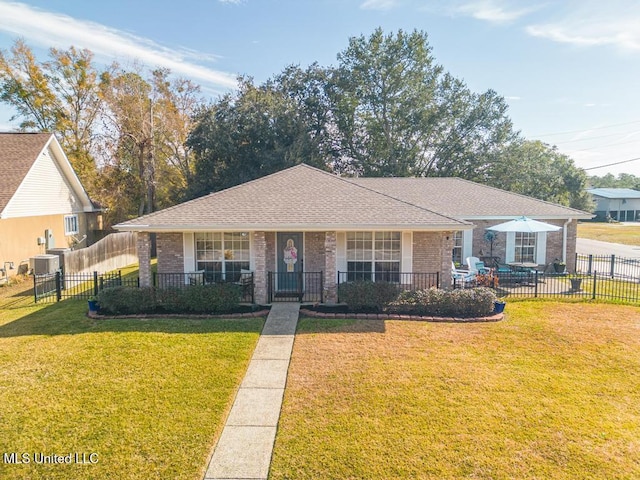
[305,232,325,273]
[324,231,337,302]
[254,231,267,304]
[469,219,569,270]
[265,232,276,274]
[137,232,152,287]
[157,233,184,274]
[413,231,453,289]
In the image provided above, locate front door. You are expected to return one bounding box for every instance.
[276,232,303,292]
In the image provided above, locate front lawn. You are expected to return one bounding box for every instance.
[0,298,263,480]
[578,222,640,246]
[271,302,640,479]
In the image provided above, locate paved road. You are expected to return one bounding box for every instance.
[577,238,640,257]
[577,238,640,280]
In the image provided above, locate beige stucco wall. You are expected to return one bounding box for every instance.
[0,212,92,278]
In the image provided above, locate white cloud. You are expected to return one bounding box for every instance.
[526,1,640,52]
[505,96,521,100]
[0,1,238,91]
[454,0,540,24]
[360,0,400,11]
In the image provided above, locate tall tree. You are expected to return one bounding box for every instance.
[330,28,516,177]
[488,140,593,210]
[0,40,105,184]
[589,172,640,189]
[98,67,202,223]
[187,77,327,198]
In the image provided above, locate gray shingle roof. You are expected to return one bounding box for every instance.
[352,177,592,219]
[115,165,471,231]
[115,164,592,232]
[0,133,52,212]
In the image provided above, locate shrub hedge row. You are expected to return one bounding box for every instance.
[95,284,241,315]
[339,281,497,317]
[389,287,497,317]
[337,281,401,312]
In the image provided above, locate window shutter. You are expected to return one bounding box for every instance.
[463,230,473,262]
[183,233,195,282]
[535,231,547,265]
[505,232,515,263]
[401,231,412,273]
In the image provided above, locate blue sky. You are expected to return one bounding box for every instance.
[0,0,639,177]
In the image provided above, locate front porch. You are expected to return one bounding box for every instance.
[136,229,454,304]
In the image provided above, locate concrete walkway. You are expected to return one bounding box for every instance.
[204,303,300,480]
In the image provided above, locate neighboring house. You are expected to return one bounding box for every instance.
[587,188,640,222]
[114,164,592,304]
[0,133,101,279]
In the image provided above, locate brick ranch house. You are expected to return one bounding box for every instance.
[114,164,592,304]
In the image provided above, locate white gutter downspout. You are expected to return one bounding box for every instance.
[562,219,571,263]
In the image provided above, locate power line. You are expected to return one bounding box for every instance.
[568,138,640,153]
[532,120,640,138]
[553,130,640,145]
[584,157,640,171]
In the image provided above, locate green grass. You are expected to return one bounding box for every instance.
[578,222,640,246]
[271,302,640,479]
[0,295,263,479]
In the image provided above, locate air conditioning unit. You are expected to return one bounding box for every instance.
[31,254,60,275]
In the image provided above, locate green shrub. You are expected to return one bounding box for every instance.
[95,283,242,315]
[338,281,401,312]
[389,287,497,317]
[96,286,156,315]
[181,284,241,314]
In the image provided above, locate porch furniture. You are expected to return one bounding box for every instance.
[466,256,489,275]
[452,262,475,287]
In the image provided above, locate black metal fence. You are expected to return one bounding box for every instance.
[153,271,254,303]
[34,270,138,303]
[576,253,640,281]
[455,270,640,303]
[268,271,323,303]
[337,271,439,289]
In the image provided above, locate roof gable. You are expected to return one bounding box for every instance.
[0,133,96,217]
[115,165,470,231]
[0,133,52,212]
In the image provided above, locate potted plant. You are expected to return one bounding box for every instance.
[568,274,583,291]
[553,260,566,273]
[493,299,506,313]
[88,296,99,313]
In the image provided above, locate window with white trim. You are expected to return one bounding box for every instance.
[514,232,536,263]
[452,231,463,265]
[195,232,250,282]
[347,232,400,282]
[64,215,79,235]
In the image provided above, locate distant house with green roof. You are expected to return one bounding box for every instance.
[587,188,640,222]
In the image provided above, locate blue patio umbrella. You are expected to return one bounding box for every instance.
[487,216,562,233]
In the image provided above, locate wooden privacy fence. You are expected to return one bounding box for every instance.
[62,232,137,274]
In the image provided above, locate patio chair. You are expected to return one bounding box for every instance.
[452,262,475,287]
[465,256,490,275]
